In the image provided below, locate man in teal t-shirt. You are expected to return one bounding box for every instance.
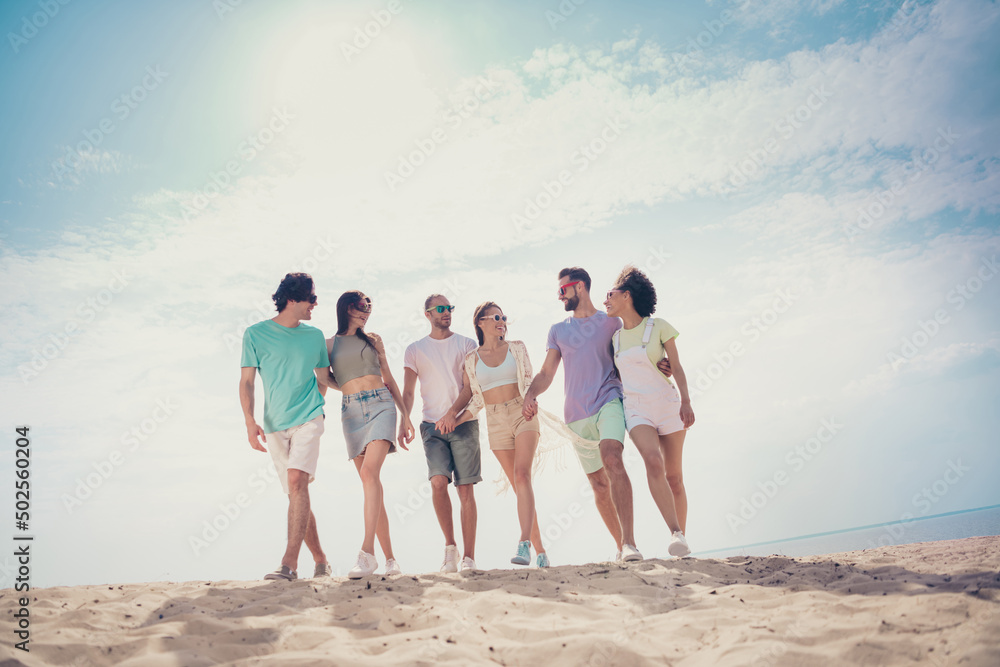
[239,272,335,581]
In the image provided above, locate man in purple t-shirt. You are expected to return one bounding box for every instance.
[523,267,670,563]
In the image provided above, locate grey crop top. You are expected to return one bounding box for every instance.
[329,334,382,385]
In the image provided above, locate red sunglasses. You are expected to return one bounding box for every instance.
[558,280,582,297]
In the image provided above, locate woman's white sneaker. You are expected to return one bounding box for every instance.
[621,544,644,562]
[667,530,691,558]
[348,551,378,579]
[384,558,402,576]
[668,531,691,557]
[440,544,459,573]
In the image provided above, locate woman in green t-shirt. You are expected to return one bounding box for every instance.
[605,265,694,557]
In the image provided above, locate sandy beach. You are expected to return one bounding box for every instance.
[2,535,998,666]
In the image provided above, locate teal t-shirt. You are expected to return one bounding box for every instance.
[241,319,328,433]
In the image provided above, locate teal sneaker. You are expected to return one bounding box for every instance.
[536,552,550,568]
[511,540,531,565]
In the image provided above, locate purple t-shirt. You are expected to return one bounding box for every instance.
[546,311,623,423]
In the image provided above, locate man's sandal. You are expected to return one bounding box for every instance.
[263,565,297,581]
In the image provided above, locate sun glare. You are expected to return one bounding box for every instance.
[260,13,443,174]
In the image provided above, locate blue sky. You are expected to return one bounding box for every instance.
[1,0,999,587]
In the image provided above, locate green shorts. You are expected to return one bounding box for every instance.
[566,399,626,475]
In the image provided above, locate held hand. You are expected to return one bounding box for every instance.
[435,411,458,435]
[398,419,413,451]
[397,421,414,450]
[522,396,538,421]
[680,402,695,429]
[657,358,673,378]
[247,423,267,452]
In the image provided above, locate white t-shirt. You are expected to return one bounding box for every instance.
[404,333,478,423]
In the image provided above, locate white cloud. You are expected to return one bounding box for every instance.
[45,148,136,188]
[847,337,1000,396]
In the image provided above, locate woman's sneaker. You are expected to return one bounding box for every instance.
[668,531,691,557]
[384,558,402,575]
[621,544,644,562]
[536,552,550,568]
[440,544,459,573]
[511,541,531,566]
[348,551,378,579]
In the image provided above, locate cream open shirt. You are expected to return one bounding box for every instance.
[462,340,532,416]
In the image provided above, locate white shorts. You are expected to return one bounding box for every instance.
[623,385,684,436]
[266,415,324,494]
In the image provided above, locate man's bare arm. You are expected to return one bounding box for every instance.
[240,366,267,451]
[522,348,561,420]
[398,367,418,448]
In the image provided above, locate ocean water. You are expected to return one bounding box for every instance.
[697,504,1000,559]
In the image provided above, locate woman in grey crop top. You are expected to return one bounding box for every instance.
[325,290,413,580]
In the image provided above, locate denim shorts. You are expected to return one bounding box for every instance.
[341,387,397,460]
[420,420,482,485]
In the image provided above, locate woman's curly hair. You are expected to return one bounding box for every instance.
[613,265,657,317]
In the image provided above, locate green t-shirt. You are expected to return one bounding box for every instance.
[617,317,679,366]
[241,319,328,433]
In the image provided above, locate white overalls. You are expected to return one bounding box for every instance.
[613,318,685,435]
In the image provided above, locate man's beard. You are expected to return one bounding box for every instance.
[564,295,579,311]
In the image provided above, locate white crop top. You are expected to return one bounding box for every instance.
[476,347,518,391]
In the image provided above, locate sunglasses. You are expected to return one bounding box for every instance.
[558,280,582,297]
[352,297,372,313]
[426,305,456,314]
[606,290,624,301]
[479,314,507,322]
[307,294,317,304]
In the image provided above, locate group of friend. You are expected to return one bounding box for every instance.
[238,265,695,581]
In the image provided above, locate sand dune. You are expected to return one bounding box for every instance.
[3,536,998,666]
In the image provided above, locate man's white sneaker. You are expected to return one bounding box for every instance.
[460,556,477,572]
[440,544,459,573]
[668,531,691,558]
[621,544,644,562]
[348,550,378,579]
[384,558,402,575]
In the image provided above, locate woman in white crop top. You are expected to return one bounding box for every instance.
[441,301,549,568]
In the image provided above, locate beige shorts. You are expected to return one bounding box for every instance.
[266,415,324,494]
[484,396,539,451]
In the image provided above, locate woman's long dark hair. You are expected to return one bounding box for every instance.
[336,290,376,357]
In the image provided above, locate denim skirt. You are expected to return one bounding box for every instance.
[341,387,398,460]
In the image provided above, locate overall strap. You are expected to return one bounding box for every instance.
[612,329,621,355]
[640,318,655,347]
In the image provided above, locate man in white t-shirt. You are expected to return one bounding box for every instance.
[400,294,481,573]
